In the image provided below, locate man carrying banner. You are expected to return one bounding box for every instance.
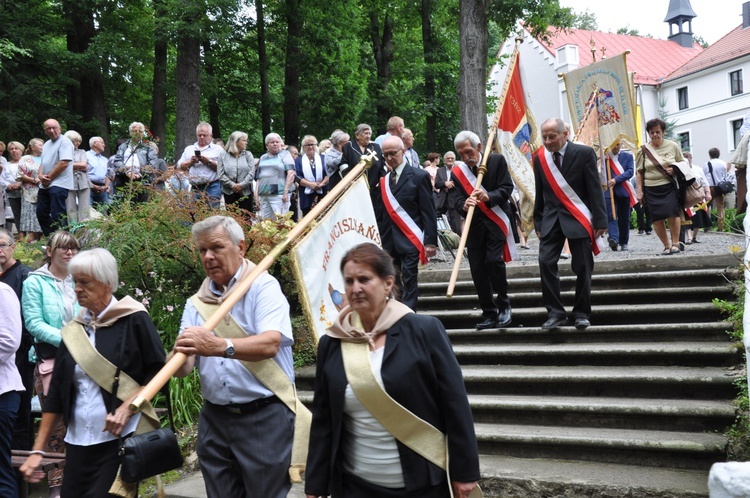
[377,136,437,311]
[172,215,296,498]
[603,142,636,251]
[533,118,607,330]
[452,131,516,330]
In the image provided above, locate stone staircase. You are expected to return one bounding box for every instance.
[296,253,744,497]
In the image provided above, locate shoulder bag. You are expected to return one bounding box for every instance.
[642,145,704,210]
[707,161,735,194]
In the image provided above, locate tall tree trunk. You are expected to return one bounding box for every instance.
[421,0,436,152]
[256,0,271,139]
[175,27,201,157]
[283,0,302,146]
[458,0,489,144]
[370,10,394,129]
[150,0,168,156]
[202,39,221,140]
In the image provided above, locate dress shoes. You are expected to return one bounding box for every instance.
[476,317,499,330]
[497,308,512,328]
[608,237,618,251]
[574,317,591,330]
[542,316,568,329]
[620,244,628,251]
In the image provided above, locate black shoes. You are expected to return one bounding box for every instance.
[476,317,498,330]
[608,237,618,251]
[476,308,512,330]
[542,316,568,329]
[574,317,591,329]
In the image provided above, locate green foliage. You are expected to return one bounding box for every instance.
[12,240,45,268]
[569,9,597,31]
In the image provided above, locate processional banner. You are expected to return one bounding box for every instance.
[290,177,381,340]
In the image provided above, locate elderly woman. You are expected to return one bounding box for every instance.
[636,118,685,255]
[305,243,480,498]
[1,141,23,234]
[21,231,79,497]
[324,130,350,190]
[20,248,167,497]
[340,124,383,193]
[295,135,328,216]
[254,132,296,220]
[113,121,157,203]
[63,130,91,224]
[218,131,255,213]
[17,138,44,242]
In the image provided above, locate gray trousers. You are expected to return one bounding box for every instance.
[197,399,294,498]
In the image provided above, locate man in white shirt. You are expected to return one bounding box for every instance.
[178,122,223,207]
[86,137,110,210]
[703,147,732,231]
[402,128,420,168]
[37,119,74,236]
[374,116,404,146]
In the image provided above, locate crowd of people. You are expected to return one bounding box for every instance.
[0,113,746,498]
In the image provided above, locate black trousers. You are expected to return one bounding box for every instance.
[340,470,450,498]
[61,439,121,498]
[467,233,509,318]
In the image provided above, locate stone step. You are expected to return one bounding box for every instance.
[452,341,740,367]
[476,454,710,497]
[473,423,726,470]
[445,322,733,344]
[427,303,725,328]
[467,395,735,432]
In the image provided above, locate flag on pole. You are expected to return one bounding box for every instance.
[487,41,539,235]
[562,53,638,153]
[289,177,381,340]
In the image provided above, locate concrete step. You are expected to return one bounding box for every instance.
[459,364,742,399]
[474,423,726,470]
[452,341,740,367]
[444,322,734,344]
[477,454,711,497]
[467,395,735,432]
[427,303,725,328]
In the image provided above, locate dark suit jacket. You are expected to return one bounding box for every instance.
[451,154,514,248]
[44,311,167,426]
[378,164,438,256]
[304,314,481,496]
[533,142,608,239]
[604,151,634,200]
[333,139,383,192]
[294,154,328,212]
[434,166,456,213]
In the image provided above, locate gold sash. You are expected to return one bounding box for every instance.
[190,296,312,483]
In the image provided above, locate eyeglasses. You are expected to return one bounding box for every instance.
[56,246,78,253]
[382,151,402,158]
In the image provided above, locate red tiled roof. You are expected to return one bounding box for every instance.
[541,28,703,86]
[665,24,749,82]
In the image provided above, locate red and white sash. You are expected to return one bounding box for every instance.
[607,153,637,207]
[452,162,518,262]
[535,146,605,255]
[380,173,428,264]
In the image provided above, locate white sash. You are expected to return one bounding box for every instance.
[301,154,323,194]
[608,153,637,207]
[379,172,427,264]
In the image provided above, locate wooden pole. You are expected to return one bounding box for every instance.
[130,151,378,413]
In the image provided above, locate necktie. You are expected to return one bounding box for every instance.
[390,170,398,189]
[310,158,316,178]
[553,152,562,169]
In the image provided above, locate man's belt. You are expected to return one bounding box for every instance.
[191,180,219,189]
[207,395,280,414]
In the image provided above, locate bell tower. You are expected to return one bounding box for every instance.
[664,0,697,48]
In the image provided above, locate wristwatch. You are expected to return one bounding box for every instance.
[224,338,235,358]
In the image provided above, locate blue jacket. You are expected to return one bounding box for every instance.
[604,151,634,199]
[22,264,79,362]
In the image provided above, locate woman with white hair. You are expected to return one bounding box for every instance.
[113,121,157,203]
[324,130,350,189]
[296,135,329,216]
[63,130,91,224]
[254,132,295,220]
[16,138,44,242]
[20,247,167,497]
[218,131,255,214]
[338,124,382,191]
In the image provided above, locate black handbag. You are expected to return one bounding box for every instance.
[110,329,183,483]
[708,161,735,194]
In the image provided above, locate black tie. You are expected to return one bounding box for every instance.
[390,170,398,189]
[553,152,562,169]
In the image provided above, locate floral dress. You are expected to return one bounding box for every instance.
[17,154,42,233]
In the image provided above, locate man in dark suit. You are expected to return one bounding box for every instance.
[377,136,437,311]
[603,141,635,251]
[434,151,462,235]
[452,130,515,330]
[533,118,607,330]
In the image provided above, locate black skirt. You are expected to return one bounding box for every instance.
[644,182,681,222]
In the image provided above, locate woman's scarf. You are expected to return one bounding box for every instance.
[327,299,412,349]
[195,258,256,304]
[301,153,323,194]
[72,295,146,331]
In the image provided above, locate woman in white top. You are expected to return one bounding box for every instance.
[1,141,24,233]
[63,131,90,224]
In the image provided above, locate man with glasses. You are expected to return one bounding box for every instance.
[86,136,111,212]
[0,229,33,453]
[178,122,223,208]
[37,119,74,236]
[375,136,437,311]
